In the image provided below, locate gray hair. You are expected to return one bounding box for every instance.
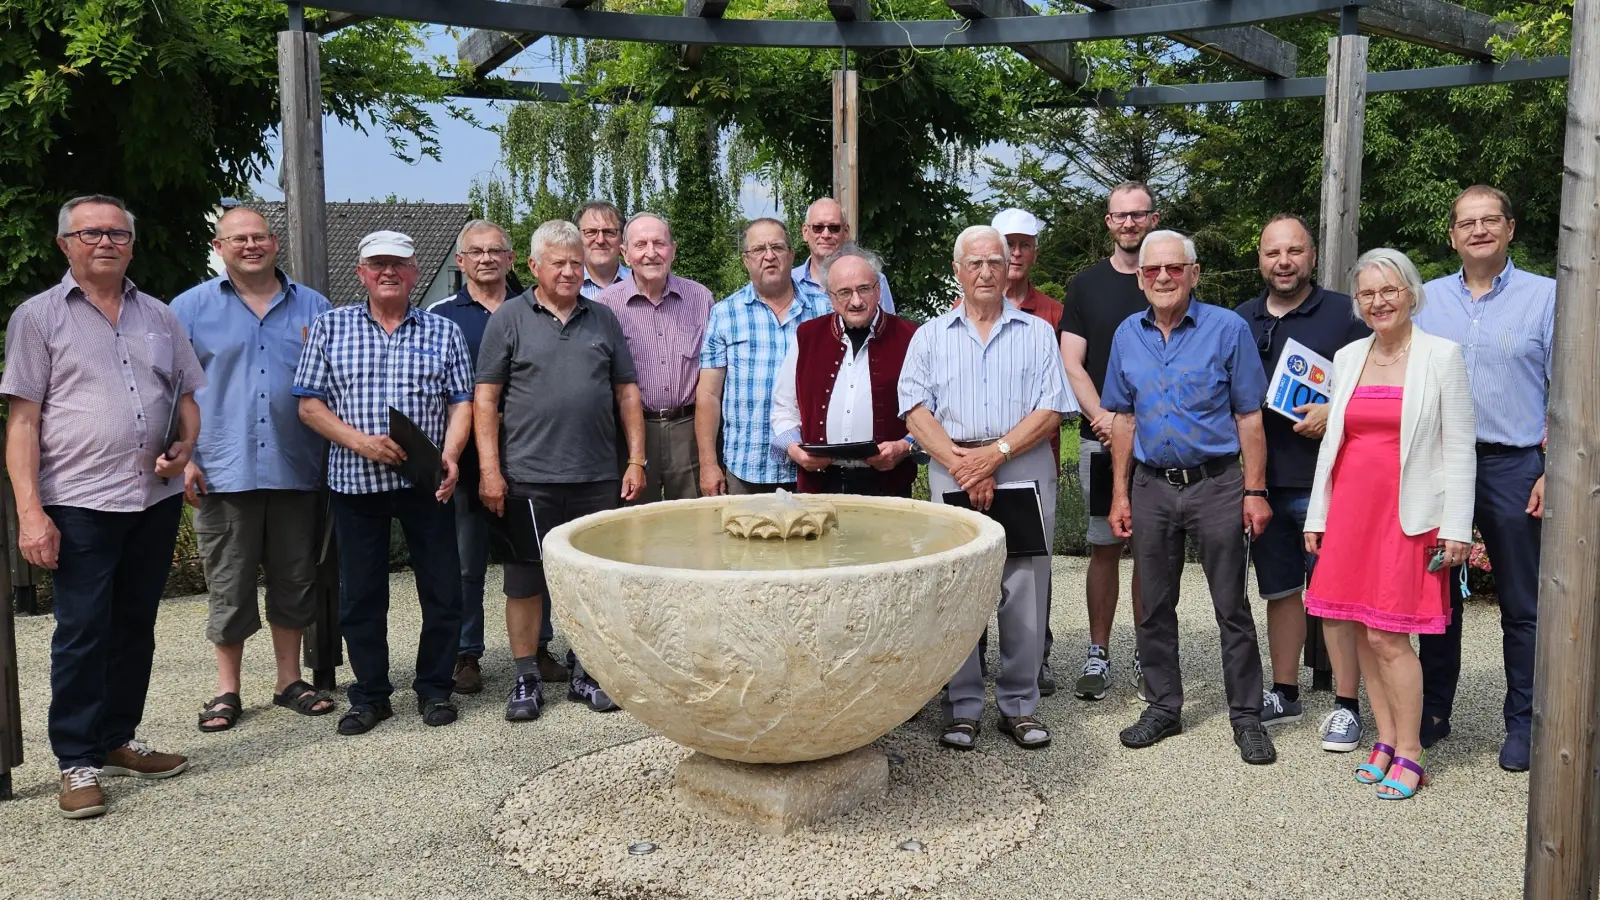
[58,194,136,240]
[529,219,584,264]
[953,225,1008,262]
[1350,248,1428,318]
[455,219,511,254]
[622,211,672,245]
[740,217,791,253]
[1138,229,1197,266]
[818,242,883,287]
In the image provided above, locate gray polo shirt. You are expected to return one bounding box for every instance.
[477,291,637,484]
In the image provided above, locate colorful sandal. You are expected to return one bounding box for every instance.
[1377,753,1428,800]
[1355,742,1394,784]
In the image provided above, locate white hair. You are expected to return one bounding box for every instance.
[818,242,883,287]
[1138,229,1197,266]
[529,219,583,264]
[58,194,136,240]
[1350,248,1428,318]
[622,211,672,245]
[953,225,1009,262]
[456,219,511,254]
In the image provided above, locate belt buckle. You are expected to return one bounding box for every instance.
[1163,467,1189,487]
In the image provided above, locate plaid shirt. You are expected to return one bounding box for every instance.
[292,302,473,494]
[700,279,830,484]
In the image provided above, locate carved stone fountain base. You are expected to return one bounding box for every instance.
[673,747,888,835]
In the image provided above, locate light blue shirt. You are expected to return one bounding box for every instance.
[171,272,332,493]
[581,264,631,300]
[1416,259,1555,447]
[793,261,896,315]
[897,302,1077,442]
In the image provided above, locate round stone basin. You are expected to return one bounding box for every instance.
[541,495,1007,764]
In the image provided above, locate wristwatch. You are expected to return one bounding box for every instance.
[1244,489,1268,498]
[628,457,649,470]
[997,439,1013,462]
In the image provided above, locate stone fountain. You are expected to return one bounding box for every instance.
[540,491,1007,835]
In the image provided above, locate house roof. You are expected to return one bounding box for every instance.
[255,201,472,306]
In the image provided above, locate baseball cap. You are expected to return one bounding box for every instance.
[358,230,415,259]
[991,208,1042,237]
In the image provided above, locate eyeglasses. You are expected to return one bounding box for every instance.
[63,229,133,246]
[1255,316,1281,356]
[1355,285,1410,305]
[1451,214,1508,233]
[218,233,274,248]
[1109,211,1154,223]
[580,227,620,240]
[961,257,1006,273]
[830,283,879,301]
[742,243,790,258]
[1140,263,1193,281]
[360,261,417,274]
[460,247,510,259]
[808,222,844,234]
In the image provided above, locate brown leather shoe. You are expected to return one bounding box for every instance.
[101,740,188,779]
[538,647,570,683]
[59,767,106,819]
[453,654,483,694]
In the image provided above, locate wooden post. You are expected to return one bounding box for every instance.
[1524,1,1600,896]
[1316,18,1368,291]
[832,68,860,234]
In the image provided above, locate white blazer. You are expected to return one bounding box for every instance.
[1305,326,1476,543]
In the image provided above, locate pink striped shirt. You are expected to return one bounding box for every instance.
[594,274,714,411]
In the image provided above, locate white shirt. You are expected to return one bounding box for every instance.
[770,319,876,457]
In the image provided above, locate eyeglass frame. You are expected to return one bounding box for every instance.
[959,256,1007,273]
[62,229,134,246]
[829,282,880,301]
[1139,263,1194,281]
[742,243,791,258]
[1450,214,1509,233]
[216,233,275,248]
[807,222,844,234]
[1354,285,1411,305]
[458,247,512,260]
[1108,210,1155,223]
[359,259,419,274]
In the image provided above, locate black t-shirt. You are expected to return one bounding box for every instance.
[1058,258,1150,441]
[1234,286,1371,490]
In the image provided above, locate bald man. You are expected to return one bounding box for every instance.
[793,198,895,315]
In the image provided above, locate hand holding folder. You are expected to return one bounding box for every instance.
[943,480,1050,558]
[386,407,443,495]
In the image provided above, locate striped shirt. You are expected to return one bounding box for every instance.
[897,301,1077,441]
[700,279,831,484]
[594,273,714,411]
[1416,259,1555,447]
[0,272,206,512]
[292,302,473,495]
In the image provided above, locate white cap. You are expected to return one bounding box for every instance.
[358,230,415,259]
[991,208,1042,237]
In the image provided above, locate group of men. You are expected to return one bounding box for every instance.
[6,176,1551,820]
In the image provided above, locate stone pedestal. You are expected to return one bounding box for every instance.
[673,747,888,835]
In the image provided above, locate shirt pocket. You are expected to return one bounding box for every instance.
[405,344,448,397]
[145,330,176,379]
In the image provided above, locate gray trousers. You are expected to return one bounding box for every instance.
[935,443,1057,720]
[1130,460,1264,726]
[629,414,700,504]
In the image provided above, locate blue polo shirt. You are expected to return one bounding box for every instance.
[1101,298,1268,469]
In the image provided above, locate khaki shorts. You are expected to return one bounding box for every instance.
[193,490,319,645]
[1078,438,1121,547]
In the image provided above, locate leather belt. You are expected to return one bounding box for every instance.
[952,438,1001,449]
[643,404,694,421]
[1138,456,1234,487]
[1476,441,1540,456]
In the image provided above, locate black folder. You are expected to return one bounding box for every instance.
[387,407,442,494]
[1087,450,1113,517]
[502,498,543,563]
[161,369,184,453]
[799,441,879,460]
[942,481,1050,558]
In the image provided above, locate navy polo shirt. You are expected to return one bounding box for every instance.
[424,274,525,365]
[1235,286,1370,490]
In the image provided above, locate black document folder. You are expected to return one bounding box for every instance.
[799,441,879,460]
[502,498,543,563]
[942,481,1050,558]
[161,369,184,453]
[1087,450,1113,517]
[387,407,442,494]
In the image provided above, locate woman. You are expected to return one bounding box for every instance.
[1303,248,1476,799]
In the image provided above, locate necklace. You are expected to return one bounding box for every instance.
[1370,340,1411,367]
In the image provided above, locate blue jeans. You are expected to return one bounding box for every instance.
[453,488,551,657]
[47,495,183,770]
[332,490,462,707]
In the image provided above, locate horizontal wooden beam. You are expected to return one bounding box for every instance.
[1079,0,1297,78]
[947,0,1086,86]
[314,11,370,33]
[680,0,731,68]
[457,0,595,78]
[1315,0,1515,60]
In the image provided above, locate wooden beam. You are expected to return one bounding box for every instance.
[680,0,730,69]
[832,69,860,234]
[1315,32,1366,293]
[1525,1,1600,896]
[828,0,872,22]
[278,30,329,294]
[314,11,369,34]
[1078,0,1297,78]
[947,0,1086,86]
[1315,0,1516,61]
[457,0,595,79]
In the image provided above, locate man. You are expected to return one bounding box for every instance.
[1234,214,1369,750]
[426,220,563,697]
[1415,185,1555,772]
[595,212,715,503]
[576,201,631,300]
[172,206,336,733]
[771,244,917,496]
[477,220,647,719]
[293,230,473,735]
[4,195,202,819]
[899,225,1077,752]
[1058,182,1156,703]
[792,198,895,314]
[1104,229,1277,766]
[697,218,831,496]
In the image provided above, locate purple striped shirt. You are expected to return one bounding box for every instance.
[1,273,206,512]
[593,274,714,411]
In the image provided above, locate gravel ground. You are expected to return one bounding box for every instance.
[0,558,1528,900]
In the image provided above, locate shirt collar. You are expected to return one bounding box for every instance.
[949,299,1028,329]
[61,270,138,303]
[1140,296,1200,329]
[830,308,884,342]
[1247,284,1325,319]
[621,274,682,305]
[527,292,592,321]
[792,261,819,287]
[220,268,293,300]
[360,299,425,327]
[584,264,630,289]
[451,282,509,309]
[1453,258,1517,296]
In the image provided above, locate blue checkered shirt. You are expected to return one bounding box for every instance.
[700,279,830,484]
[292,302,473,494]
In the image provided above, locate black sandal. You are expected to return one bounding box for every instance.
[1000,714,1051,749]
[337,701,393,736]
[198,692,242,733]
[273,680,336,717]
[939,717,980,751]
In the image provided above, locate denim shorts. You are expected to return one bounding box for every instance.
[1253,487,1316,600]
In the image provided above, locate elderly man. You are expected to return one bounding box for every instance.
[595,212,715,503]
[1058,182,1157,703]
[172,206,335,733]
[1415,185,1556,772]
[576,201,631,300]
[4,195,203,819]
[426,220,562,696]
[476,220,647,719]
[294,230,474,735]
[793,198,895,314]
[899,225,1077,752]
[1234,214,1369,750]
[697,218,830,496]
[1104,229,1276,766]
[771,244,917,496]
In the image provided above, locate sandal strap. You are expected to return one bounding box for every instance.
[279,679,316,699]
[201,693,240,714]
[943,718,979,735]
[1372,742,1395,757]
[1390,756,1426,778]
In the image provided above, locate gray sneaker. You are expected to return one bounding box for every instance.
[505,673,544,722]
[1134,654,1147,703]
[1073,649,1110,701]
[1038,661,1057,697]
[1320,707,1362,752]
[1260,689,1303,727]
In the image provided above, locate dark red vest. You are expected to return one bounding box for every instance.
[794,313,918,496]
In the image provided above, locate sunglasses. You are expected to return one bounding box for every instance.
[1139,263,1192,281]
[1256,317,1281,355]
[808,223,844,234]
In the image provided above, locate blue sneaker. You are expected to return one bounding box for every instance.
[1499,731,1530,772]
[1261,689,1303,727]
[505,673,544,722]
[569,672,619,713]
[1319,707,1362,752]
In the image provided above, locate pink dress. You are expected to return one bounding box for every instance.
[1305,386,1450,634]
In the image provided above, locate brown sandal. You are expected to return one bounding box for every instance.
[198,692,241,733]
[1000,715,1051,749]
[939,718,980,751]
